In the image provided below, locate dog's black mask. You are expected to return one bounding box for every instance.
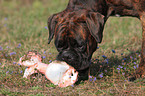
[47,10,105,80]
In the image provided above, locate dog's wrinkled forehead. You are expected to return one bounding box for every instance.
[48,10,104,44]
[58,11,87,23]
[54,11,88,39]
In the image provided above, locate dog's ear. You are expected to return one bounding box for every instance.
[86,12,105,43]
[47,14,58,44]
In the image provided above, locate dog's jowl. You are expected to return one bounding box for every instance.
[47,0,145,81]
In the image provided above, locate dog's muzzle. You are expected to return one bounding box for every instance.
[56,50,81,69]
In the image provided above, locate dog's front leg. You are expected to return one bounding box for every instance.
[136,13,145,78]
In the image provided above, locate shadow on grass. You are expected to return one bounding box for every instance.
[90,50,141,80]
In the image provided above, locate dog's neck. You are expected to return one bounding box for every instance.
[66,0,139,18]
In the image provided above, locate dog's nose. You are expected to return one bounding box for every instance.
[57,50,79,63]
[62,53,72,61]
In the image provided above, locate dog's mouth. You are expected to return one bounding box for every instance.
[56,50,90,71]
[56,50,82,69]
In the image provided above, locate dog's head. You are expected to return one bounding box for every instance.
[47,10,104,75]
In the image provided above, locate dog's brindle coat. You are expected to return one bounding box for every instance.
[48,0,145,80]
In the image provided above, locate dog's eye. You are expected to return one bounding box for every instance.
[78,42,86,52]
[80,21,86,24]
[55,40,68,51]
[57,41,64,48]
[79,45,85,51]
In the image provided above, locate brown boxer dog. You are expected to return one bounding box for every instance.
[47,0,145,81]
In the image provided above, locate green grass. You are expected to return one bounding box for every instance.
[0,0,144,95]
